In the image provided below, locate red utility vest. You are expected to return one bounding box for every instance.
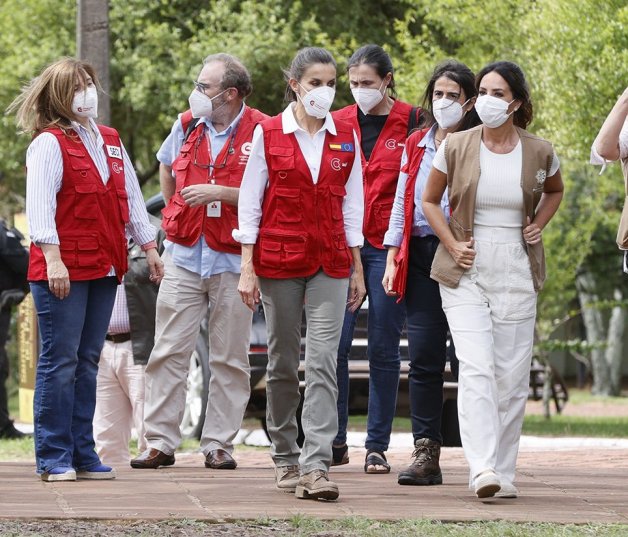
[332,100,416,249]
[390,128,430,301]
[28,125,129,283]
[253,114,356,279]
[161,106,268,254]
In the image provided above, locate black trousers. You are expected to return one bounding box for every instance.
[0,306,12,428]
[405,236,449,444]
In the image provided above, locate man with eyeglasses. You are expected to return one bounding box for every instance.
[131,53,268,471]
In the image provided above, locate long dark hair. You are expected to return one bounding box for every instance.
[283,47,336,103]
[476,61,532,129]
[346,44,397,98]
[419,59,480,131]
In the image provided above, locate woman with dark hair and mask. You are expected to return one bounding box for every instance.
[235,47,365,501]
[382,59,479,487]
[423,61,563,499]
[8,57,163,482]
[331,44,419,474]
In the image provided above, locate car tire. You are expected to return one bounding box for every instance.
[179,329,210,440]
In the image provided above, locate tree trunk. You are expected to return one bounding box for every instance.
[76,0,110,125]
[606,287,625,396]
[576,271,610,395]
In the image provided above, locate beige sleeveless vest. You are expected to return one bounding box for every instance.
[430,125,555,291]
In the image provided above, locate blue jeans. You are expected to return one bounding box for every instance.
[31,277,117,474]
[334,241,406,452]
[406,236,448,444]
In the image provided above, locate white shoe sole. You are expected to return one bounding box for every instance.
[76,470,116,480]
[41,470,77,482]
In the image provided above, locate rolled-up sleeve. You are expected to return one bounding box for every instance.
[342,130,365,248]
[232,125,268,245]
[156,115,185,166]
[122,142,157,245]
[26,133,63,245]
[383,148,408,248]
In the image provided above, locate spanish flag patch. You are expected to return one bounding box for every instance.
[329,143,354,152]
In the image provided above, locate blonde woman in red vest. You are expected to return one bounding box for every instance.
[382,60,480,487]
[9,58,163,482]
[235,47,365,501]
[331,44,419,473]
[423,61,564,499]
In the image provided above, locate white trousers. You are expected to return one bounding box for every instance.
[143,253,252,456]
[94,340,146,464]
[439,225,537,488]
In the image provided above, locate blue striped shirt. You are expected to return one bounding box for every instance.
[155,106,244,278]
[383,125,449,247]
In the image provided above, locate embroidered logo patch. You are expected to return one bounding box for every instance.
[111,161,123,174]
[329,143,354,152]
[535,169,547,185]
[330,157,342,171]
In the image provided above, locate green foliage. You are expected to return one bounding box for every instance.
[1,0,627,355]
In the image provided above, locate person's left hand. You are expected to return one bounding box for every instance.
[523,216,542,245]
[181,184,221,207]
[347,269,366,313]
[145,248,164,284]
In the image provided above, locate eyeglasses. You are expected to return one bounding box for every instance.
[193,80,212,94]
[192,123,239,172]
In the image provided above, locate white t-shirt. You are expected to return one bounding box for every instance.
[432,137,560,228]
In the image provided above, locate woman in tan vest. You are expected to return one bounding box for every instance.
[422,61,563,499]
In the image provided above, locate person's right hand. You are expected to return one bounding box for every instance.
[447,238,476,270]
[238,264,260,311]
[47,259,70,299]
[382,259,398,297]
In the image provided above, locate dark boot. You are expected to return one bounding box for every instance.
[398,438,442,486]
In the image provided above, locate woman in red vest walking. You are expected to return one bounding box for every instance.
[331,45,417,473]
[9,58,163,482]
[382,60,479,486]
[235,47,365,501]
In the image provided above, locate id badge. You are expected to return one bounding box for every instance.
[207,201,221,217]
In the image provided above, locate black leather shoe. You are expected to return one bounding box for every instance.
[0,422,29,439]
[130,448,175,469]
[205,448,237,469]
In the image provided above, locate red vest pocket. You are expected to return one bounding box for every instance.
[275,187,302,224]
[268,146,295,170]
[258,229,308,271]
[329,184,346,221]
[74,183,99,219]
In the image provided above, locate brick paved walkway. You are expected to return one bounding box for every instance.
[2,444,627,524]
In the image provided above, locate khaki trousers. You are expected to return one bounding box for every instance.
[143,253,252,456]
[94,340,146,464]
[259,270,349,474]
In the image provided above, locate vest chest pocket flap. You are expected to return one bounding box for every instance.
[268,146,295,170]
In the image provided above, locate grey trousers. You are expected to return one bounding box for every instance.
[259,270,349,474]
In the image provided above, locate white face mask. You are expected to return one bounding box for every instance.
[72,86,98,119]
[351,80,385,115]
[188,88,227,119]
[297,84,335,119]
[474,95,515,128]
[433,98,469,129]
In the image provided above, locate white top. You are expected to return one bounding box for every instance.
[433,136,560,228]
[233,103,364,247]
[590,118,628,171]
[26,118,155,247]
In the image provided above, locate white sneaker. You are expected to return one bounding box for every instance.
[495,482,518,498]
[474,470,501,498]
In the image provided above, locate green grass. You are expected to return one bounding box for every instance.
[522,415,628,437]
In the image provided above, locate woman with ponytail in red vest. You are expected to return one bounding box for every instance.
[9,58,163,482]
[382,60,479,486]
[235,47,365,501]
[331,44,419,474]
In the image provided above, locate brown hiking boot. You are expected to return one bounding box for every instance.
[295,469,339,501]
[398,438,443,486]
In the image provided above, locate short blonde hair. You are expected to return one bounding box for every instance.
[7,57,100,135]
